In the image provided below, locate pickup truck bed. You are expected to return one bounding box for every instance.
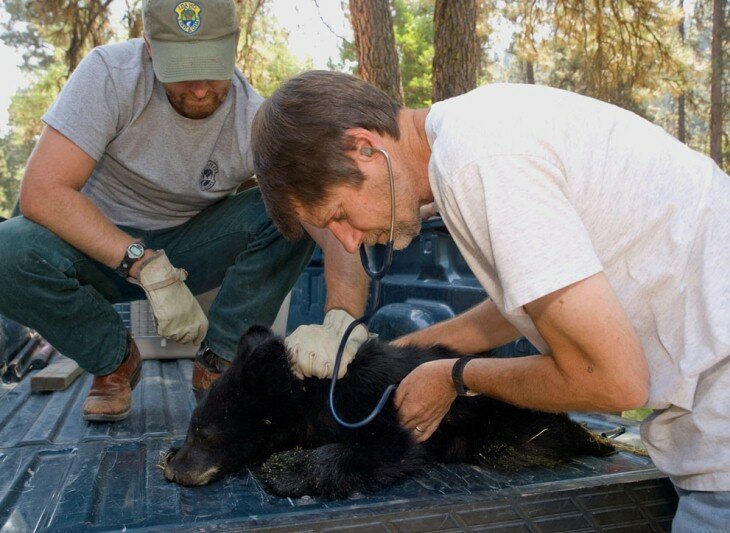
[0,358,677,532]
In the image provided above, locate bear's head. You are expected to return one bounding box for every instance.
[162,325,304,486]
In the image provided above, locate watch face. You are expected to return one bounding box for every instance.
[128,243,145,259]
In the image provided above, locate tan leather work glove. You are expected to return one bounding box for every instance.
[285,309,368,379]
[129,251,208,345]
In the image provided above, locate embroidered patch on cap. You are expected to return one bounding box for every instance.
[175,2,201,34]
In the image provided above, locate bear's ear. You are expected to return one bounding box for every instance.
[242,338,298,395]
[235,325,276,364]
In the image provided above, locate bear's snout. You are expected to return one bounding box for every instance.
[161,444,224,486]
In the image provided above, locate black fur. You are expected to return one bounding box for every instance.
[163,325,613,498]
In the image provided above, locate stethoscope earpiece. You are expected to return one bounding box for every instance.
[360,146,374,157]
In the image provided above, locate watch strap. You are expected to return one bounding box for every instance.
[452,356,479,397]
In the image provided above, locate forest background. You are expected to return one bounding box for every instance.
[0,0,727,218]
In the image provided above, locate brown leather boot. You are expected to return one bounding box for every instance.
[83,338,142,422]
[192,346,230,393]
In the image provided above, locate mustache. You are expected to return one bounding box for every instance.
[363,231,388,246]
[178,91,218,103]
[164,85,230,119]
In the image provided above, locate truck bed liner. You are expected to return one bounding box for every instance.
[0,360,676,532]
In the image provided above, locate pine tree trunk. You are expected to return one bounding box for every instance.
[526,60,535,84]
[710,0,724,166]
[677,0,686,143]
[125,0,143,39]
[349,0,403,105]
[432,0,478,102]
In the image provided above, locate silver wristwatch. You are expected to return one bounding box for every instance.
[115,242,146,278]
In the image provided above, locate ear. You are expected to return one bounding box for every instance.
[345,128,382,163]
[242,338,298,395]
[142,32,152,57]
[235,325,276,364]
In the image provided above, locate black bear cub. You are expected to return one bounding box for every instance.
[163,326,613,498]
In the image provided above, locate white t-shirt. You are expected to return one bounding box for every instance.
[426,83,730,490]
[43,39,264,229]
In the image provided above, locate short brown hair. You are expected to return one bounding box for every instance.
[251,70,402,239]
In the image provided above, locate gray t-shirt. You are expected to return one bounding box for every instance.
[43,39,264,229]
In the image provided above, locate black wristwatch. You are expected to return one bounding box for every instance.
[452,356,480,397]
[115,242,146,278]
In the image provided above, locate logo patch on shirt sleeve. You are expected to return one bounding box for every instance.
[200,160,219,191]
[175,2,201,34]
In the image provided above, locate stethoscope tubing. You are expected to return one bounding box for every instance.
[328,146,397,429]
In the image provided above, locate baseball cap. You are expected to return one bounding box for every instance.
[142,0,238,83]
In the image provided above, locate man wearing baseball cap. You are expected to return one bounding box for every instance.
[0,0,368,421]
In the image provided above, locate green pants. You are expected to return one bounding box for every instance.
[0,188,314,375]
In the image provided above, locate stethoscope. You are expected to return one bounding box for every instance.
[328,146,396,428]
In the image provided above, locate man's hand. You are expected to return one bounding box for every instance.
[394,359,456,443]
[130,250,208,345]
[285,309,368,379]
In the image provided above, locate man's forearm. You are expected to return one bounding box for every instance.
[322,238,369,317]
[22,186,140,270]
[432,279,649,413]
[394,298,521,354]
[458,348,643,413]
[395,274,649,439]
[303,223,369,317]
[19,125,144,273]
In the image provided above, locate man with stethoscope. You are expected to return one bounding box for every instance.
[252,70,729,532]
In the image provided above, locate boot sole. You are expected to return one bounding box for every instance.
[83,410,131,422]
[83,361,142,422]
